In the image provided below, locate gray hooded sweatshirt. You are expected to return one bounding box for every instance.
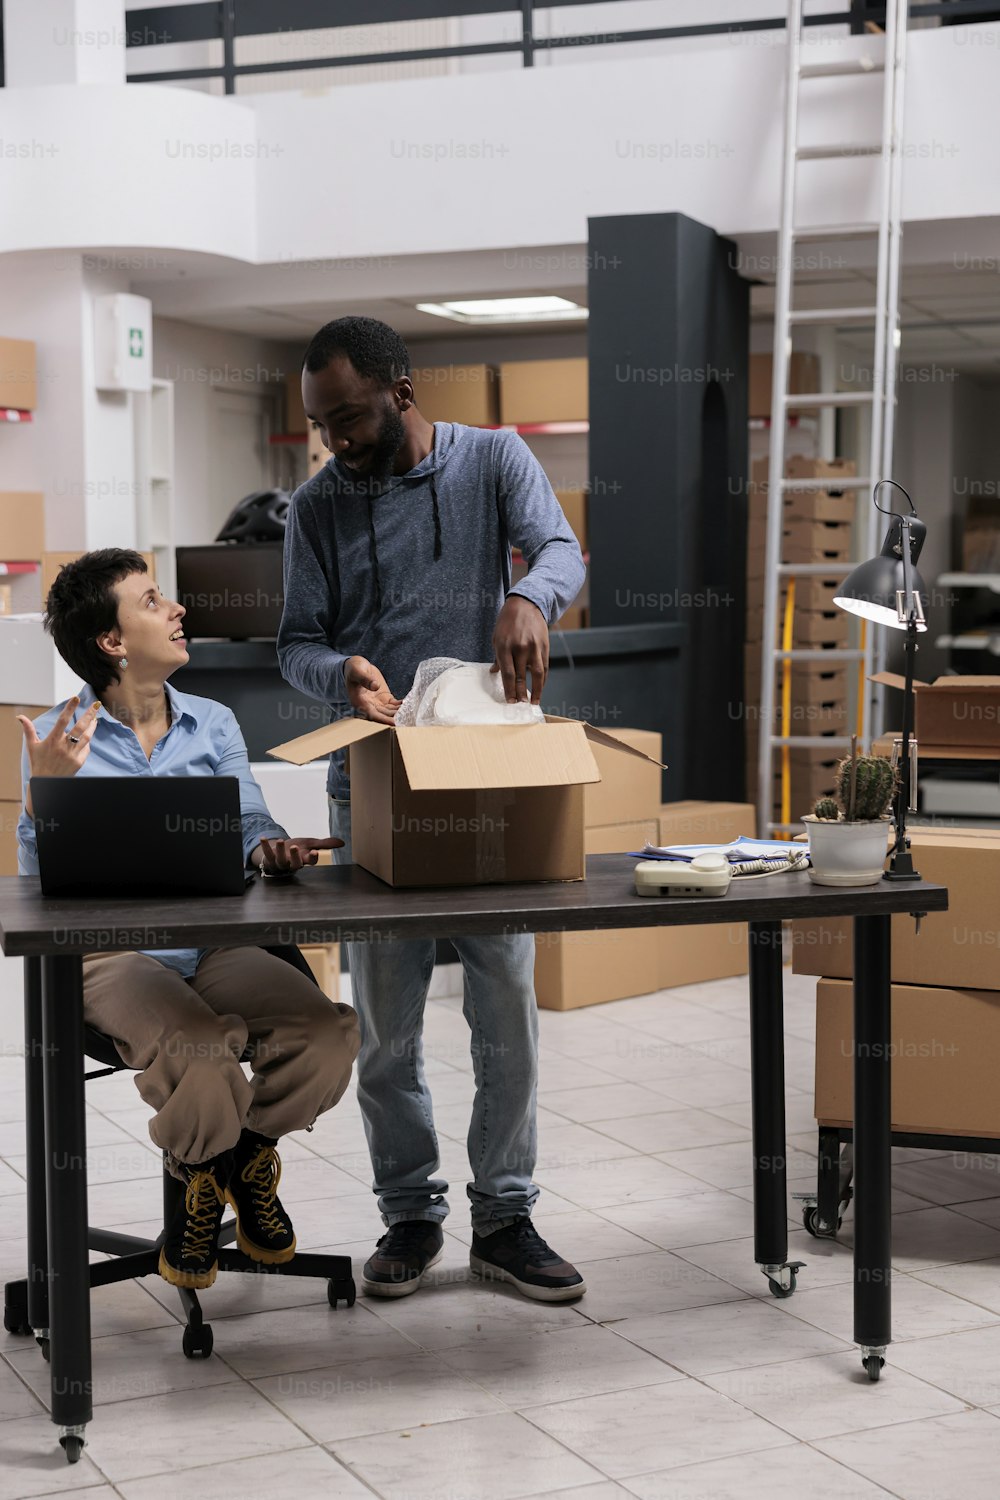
[277,421,586,796]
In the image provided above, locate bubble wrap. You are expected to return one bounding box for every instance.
[395,659,545,727]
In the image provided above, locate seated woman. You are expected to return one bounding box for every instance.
[16,549,360,1291]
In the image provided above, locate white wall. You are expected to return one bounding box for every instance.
[0,251,137,551]
[151,318,300,544]
[1,24,999,265]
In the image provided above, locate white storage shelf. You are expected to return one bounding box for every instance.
[0,618,80,705]
[938,572,1000,594]
[134,377,176,600]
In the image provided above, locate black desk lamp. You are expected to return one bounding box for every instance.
[833,480,928,881]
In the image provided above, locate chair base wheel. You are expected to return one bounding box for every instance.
[182,1322,214,1359]
[327,1277,356,1309]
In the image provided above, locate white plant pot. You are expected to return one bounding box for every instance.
[802,815,892,887]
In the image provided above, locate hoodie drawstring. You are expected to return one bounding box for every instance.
[430,472,442,562]
[366,495,384,613]
[366,473,442,615]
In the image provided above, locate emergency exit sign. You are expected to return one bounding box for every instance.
[94,293,152,392]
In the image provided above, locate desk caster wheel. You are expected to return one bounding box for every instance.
[327,1278,356,1309]
[802,1205,841,1239]
[182,1322,214,1359]
[38,1335,50,1362]
[863,1353,885,1382]
[59,1428,86,1463]
[3,1286,31,1336]
[763,1261,804,1299]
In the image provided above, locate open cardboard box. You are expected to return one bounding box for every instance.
[268,717,666,887]
[872,670,1000,751]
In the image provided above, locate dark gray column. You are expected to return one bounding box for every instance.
[587,212,749,800]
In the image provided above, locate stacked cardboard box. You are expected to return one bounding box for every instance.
[0,704,44,874]
[499,358,588,426]
[1,477,48,873]
[794,827,1000,1137]
[745,456,857,825]
[0,337,37,413]
[554,489,590,628]
[536,728,754,1008]
[301,944,341,1001]
[748,352,820,420]
[410,364,500,427]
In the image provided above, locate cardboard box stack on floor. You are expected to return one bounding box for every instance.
[536,726,755,1009]
[793,827,1000,1136]
[745,455,856,824]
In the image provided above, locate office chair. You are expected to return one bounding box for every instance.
[4,946,356,1364]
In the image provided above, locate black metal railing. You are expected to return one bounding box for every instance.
[1,0,998,90]
[121,0,1000,92]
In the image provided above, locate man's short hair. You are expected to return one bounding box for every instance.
[44,548,148,694]
[302,316,411,388]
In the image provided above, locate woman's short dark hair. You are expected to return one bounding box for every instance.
[44,549,148,694]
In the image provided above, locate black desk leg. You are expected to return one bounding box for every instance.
[2,959,48,1346]
[41,955,92,1461]
[26,958,50,1342]
[853,914,892,1382]
[747,921,801,1297]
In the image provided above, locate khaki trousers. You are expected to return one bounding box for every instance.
[82,948,360,1166]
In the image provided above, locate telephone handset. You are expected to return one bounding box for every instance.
[634,846,810,897]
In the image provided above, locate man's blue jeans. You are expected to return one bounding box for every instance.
[329,798,540,1235]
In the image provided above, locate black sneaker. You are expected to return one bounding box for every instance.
[362,1221,444,1298]
[226,1130,297,1265]
[158,1157,230,1289]
[470,1219,586,1302]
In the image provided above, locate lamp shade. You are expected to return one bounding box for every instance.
[833,556,929,631]
[833,513,928,631]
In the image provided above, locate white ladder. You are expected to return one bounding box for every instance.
[756,0,909,837]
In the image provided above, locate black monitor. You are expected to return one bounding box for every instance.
[175,542,283,640]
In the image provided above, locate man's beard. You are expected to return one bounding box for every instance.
[364,402,406,488]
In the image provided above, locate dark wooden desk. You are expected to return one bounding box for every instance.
[0,857,948,1457]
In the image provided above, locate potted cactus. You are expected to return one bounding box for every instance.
[802,737,898,887]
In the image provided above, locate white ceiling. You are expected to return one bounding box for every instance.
[119,218,1000,373]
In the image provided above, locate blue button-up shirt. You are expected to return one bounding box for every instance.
[16,682,288,978]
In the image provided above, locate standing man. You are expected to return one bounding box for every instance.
[278,316,587,1302]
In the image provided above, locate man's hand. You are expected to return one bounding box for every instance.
[490,596,549,704]
[256,835,344,875]
[17,698,101,816]
[344,656,401,724]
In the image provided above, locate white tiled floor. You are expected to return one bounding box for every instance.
[3,964,1000,1496]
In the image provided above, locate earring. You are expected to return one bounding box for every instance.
[118,656,128,669]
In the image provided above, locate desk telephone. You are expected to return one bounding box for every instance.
[634,845,810,898]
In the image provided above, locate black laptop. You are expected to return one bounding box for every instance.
[31,777,255,897]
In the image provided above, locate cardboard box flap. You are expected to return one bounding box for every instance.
[395,722,601,792]
[872,671,1000,694]
[545,716,668,769]
[929,675,1000,691]
[870,671,922,694]
[267,718,387,765]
